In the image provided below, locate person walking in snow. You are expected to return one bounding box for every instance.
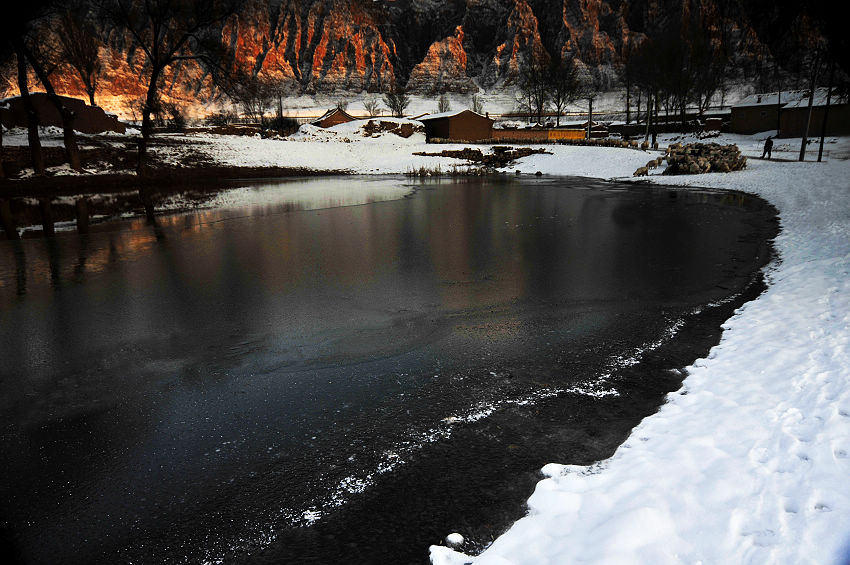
[762,136,773,159]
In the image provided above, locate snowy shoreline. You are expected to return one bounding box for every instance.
[431,143,850,563]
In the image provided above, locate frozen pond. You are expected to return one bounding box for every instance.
[0,176,777,564]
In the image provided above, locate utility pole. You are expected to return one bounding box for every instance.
[799,50,820,162]
[775,62,782,136]
[818,59,835,163]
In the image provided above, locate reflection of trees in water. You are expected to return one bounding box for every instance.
[44,237,62,288]
[12,239,26,296]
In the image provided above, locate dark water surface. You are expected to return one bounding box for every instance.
[0,176,776,564]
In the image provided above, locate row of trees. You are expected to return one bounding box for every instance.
[215,75,416,129]
[511,7,845,150]
[2,0,429,177]
[621,12,728,144]
[3,0,243,176]
[515,57,586,127]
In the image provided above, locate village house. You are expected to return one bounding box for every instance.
[731,88,850,137]
[418,109,494,142]
[779,93,850,137]
[311,108,356,128]
[0,93,125,134]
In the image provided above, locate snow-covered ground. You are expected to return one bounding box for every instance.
[5,118,849,564]
[430,137,850,564]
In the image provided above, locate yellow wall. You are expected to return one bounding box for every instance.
[548,129,585,140]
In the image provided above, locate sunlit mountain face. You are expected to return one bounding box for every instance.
[16,0,836,112]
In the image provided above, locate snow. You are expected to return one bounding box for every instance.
[157,178,415,213]
[3,126,72,147]
[157,119,508,175]
[431,134,850,565]
[418,109,488,121]
[735,88,846,109]
[147,119,654,178]
[446,533,465,547]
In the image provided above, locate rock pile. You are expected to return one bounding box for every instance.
[412,146,550,168]
[362,120,422,138]
[663,142,746,175]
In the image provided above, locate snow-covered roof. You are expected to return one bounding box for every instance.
[310,107,355,124]
[733,88,843,109]
[418,109,491,121]
[557,120,604,128]
[782,89,848,109]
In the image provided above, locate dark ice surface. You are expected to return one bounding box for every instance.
[0,176,777,564]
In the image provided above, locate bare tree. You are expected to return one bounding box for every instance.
[0,50,13,179]
[547,57,581,126]
[799,49,822,161]
[817,59,837,162]
[363,95,380,117]
[517,57,549,124]
[229,72,276,127]
[686,15,725,115]
[621,40,639,124]
[470,93,484,114]
[437,93,451,113]
[12,45,46,175]
[383,86,410,118]
[21,24,84,171]
[574,63,602,139]
[57,1,103,106]
[2,2,57,176]
[629,35,670,142]
[103,0,241,174]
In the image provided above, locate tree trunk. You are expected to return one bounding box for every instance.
[799,52,820,162]
[39,198,55,237]
[0,199,18,240]
[138,68,162,176]
[75,198,90,234]
[652,92,659,147]
[636,92,641,124]
[775,62,781,135]
[23,44,83,172]
[625,80,631,125]
[14,43,45,176]
[586,97,593,140]
[818,60,835,163]
[644,91,652,142]
[0,123,5,179]
[88,88,96,106]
